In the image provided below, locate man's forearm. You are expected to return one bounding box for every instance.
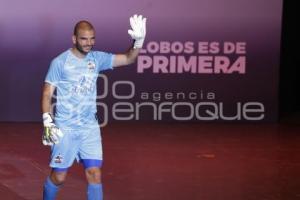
[42,95,52,114]
[125,45,140,65]
[41,83,55,114]
[113,45,140,67]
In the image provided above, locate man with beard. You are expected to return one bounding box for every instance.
[41,15,146,200]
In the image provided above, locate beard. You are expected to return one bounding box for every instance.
[75,43,93,55]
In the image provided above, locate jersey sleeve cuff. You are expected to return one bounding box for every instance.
[45,80,58,87]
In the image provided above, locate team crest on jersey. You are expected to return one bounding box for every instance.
[54,154,63,163]
[87,60,96,71]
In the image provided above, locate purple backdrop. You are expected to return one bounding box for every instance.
[0,0,283,125]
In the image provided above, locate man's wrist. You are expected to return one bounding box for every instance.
[43,112,54,126]
[133,38,144,49]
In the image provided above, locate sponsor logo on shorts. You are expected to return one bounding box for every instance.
[54,154,63,163]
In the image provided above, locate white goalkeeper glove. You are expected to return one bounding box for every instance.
[128,14,147,49]
[42,112,63,146]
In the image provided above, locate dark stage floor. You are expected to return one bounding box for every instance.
[0,120,300,200]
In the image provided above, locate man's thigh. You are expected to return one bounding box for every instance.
[50,130,80,169]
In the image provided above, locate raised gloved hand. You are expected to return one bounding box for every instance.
[128,14,147,49]
[42,112,63,146]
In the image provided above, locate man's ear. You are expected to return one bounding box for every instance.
[72,35,76,45]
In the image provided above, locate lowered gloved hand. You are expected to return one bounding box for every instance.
[42,112,63,146]
[128,14,147,49]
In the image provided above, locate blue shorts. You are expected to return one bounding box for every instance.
[49,124,102,169]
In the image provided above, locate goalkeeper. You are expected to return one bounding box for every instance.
[41,14,146,200]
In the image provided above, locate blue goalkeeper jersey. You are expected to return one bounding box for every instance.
[45,49,114,129]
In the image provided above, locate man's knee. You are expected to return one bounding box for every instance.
[85,167,101,183]
[50,171,68,185]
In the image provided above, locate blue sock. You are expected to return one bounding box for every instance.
[87,183,103,200]
[43,177,60,200]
